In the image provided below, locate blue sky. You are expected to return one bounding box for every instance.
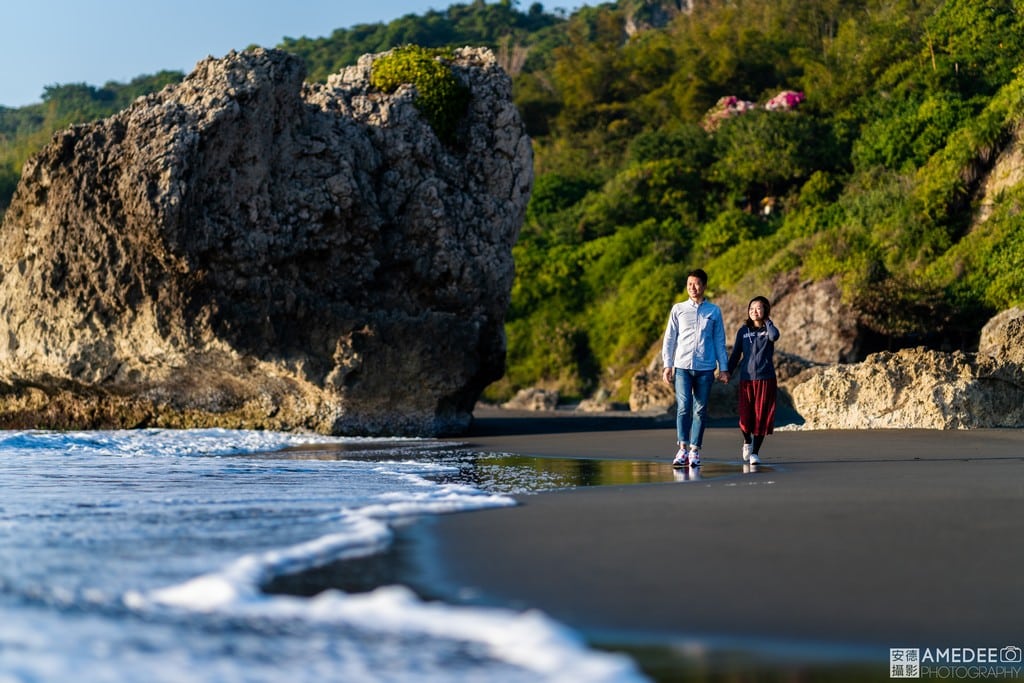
[1,0,582,109]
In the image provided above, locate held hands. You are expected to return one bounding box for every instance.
[663,367,730,383]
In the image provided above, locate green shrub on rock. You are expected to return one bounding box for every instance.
[370,45,471,145]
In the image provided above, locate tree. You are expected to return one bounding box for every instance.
[923,0,1024,97]
[710,108,823,204]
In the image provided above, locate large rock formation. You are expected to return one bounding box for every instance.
[716,273,863,364]
[978,306,1024,365]
[788,309,1024,429]
[0,47,533,435]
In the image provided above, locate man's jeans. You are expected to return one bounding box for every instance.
[675,368,715,448]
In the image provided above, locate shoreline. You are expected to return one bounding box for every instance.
[413,409,1024,679]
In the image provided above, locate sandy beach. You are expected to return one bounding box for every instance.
[405,407,1024,680]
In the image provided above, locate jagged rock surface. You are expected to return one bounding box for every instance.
[978,306,1024,366]
[789,309,1024,429]
[0,47,532,435]
[717,273,863,364]
[501,387,559,411]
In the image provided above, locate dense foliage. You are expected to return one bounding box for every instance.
[498,0,1024,402]
[369,45,471,143]
[3,0,1023,404]
[280,0,560,83]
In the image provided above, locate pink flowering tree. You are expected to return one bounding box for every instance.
[702,90,806,131]
[706,90,822,210]
[764,90,806,111]
[700,95,757,132]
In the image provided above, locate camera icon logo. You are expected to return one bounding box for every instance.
[1001,646,1022,663]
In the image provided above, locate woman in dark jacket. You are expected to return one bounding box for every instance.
[727,296,780,465]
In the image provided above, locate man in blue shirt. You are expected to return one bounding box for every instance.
[660,269,730,467]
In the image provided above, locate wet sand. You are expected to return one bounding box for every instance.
[412,408,1024,678]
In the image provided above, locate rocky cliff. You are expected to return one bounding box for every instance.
[788,308,1024,429]
[717,273,863,364]
[0,47,532,435]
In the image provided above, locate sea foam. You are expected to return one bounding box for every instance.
[0,429,648,683]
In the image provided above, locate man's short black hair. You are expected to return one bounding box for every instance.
[687,268,708,287]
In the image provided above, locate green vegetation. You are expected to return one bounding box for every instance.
[3,0,1024,403]
[494,0,1024,402]
[280,0,560,83]
[370,45,470,143]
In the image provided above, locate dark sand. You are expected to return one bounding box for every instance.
[408,408,1024,679]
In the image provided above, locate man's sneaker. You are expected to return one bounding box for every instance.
[688,448,701,467]
[672,448,688,468]
[748,452,761,465]
[742,443,752,462]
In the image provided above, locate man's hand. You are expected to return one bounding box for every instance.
[662,366,674,384]
[718,371,731,383]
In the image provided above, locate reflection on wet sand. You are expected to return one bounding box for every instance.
[272,443,773,493]
[437,454,774,492]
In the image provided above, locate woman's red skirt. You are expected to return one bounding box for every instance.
[738,378,777,436]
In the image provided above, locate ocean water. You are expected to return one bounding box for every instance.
[0,429,647,683]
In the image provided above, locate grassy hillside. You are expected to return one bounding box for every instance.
[494,0,1024,402]
[3,0,1023,405]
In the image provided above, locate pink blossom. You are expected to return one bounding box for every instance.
[702,90,805,131]
[765,90,805,111]
[701,96,756,131]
